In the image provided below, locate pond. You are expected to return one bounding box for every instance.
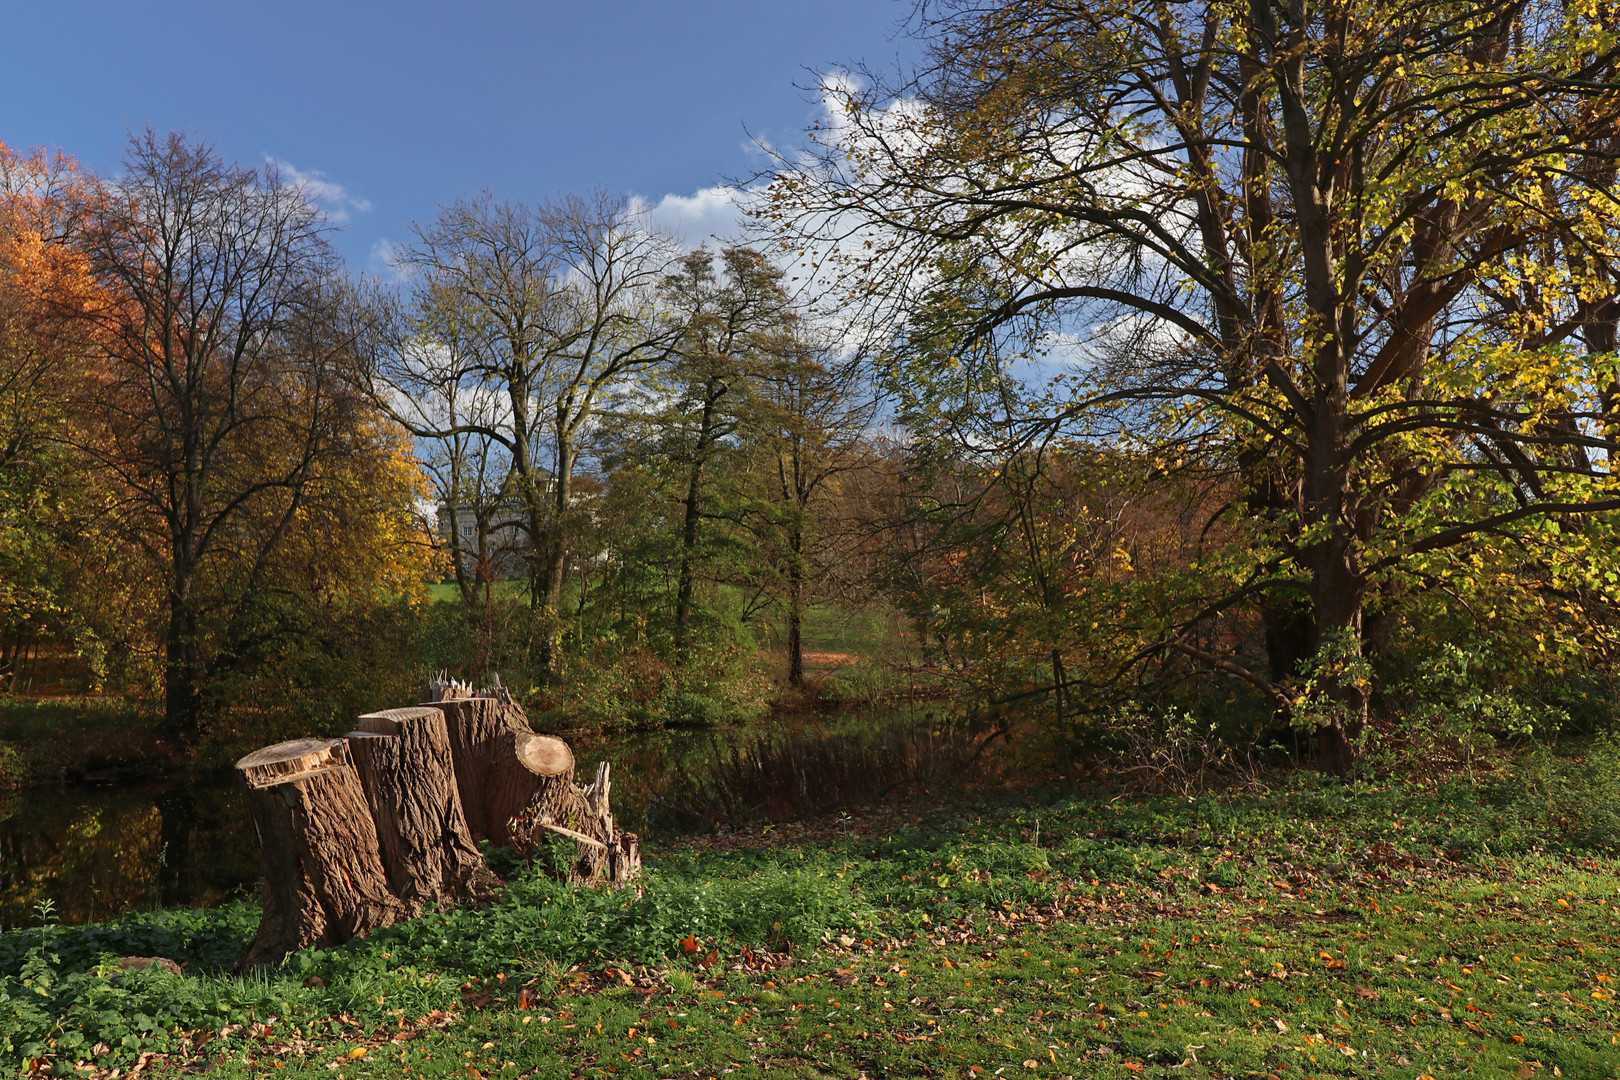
[0,706,1053,930]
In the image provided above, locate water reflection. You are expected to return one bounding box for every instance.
[1,709,1044,928]
[0,776,259,930]
[574,710,1038,834]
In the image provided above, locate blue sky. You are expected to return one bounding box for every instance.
[0,0,912,270]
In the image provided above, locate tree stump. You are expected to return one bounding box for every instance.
[436,697,576,845]
[567,761,641,887]
[236,738,408,970]
[425,671,475,701]
[428,695,640,886]
[344,707,498,913]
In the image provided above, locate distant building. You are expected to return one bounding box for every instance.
[438,498,531,581]
[437,472,608,583]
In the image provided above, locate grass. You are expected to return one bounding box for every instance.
[4,768,1619,1078]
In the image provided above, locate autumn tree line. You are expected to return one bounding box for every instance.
[0,131,886,754]
[11,0,1620,774]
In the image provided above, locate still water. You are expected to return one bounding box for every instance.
[0,709,1045,929]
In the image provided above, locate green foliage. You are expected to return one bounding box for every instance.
[1376,644,1576,775]
[0,697,161,784]
[0,841,881,1068]
[0,741,23,788]
[530,638,773,732]
[1088,701,1269,794]
[1489,733,1620,851]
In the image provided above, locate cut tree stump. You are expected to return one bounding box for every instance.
[436,697,577,846]
[568,761,641,887]
[344,707,498,913]
[434,695,639,886]
[510,759,640,887]
[236,738,407,970]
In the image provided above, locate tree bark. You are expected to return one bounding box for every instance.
[675,386,722,656]
[236,738,407,970]
[436,696,576,845]
[434,696,639,885]
[565,762,641,887]
[1306,540,1370,776]
[163,584,201,743]
[786,526,805,687]
[344,706,498,913]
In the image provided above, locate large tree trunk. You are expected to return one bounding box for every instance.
[675,389,721,656]
[435,696,576,846]
[1307,540,1370,776]
[163,587,202,743]
[344,707,498,913]
[786,526,805,687]
[237,738,407,970]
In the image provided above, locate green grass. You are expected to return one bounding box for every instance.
[5,771,1619,1077]
[424,581,535,605]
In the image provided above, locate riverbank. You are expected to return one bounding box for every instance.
[0,638,947,791]
[3,763,1617,1077]
[0,706,1029,928]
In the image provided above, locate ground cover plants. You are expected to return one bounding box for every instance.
[2,752,1618,1079]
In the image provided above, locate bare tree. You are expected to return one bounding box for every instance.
[369,281,511,607]
[372,191,677,674]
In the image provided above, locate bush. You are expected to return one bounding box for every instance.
[0,742,22,787]
[1498,733,1620,851]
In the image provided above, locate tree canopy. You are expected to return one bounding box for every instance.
[764,0,1620,768]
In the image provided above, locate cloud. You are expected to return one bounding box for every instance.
[368,236,410,283]
[268,157,373,225]
[634,186,748,250]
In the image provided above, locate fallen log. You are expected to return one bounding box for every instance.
[345,707,498,912]
[236,738,407,970]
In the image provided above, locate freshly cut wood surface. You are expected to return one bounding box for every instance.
[514,732,574,777]
[236,738,345,788]
[357,705,445,736]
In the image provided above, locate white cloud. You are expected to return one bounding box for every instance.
[368,236,411,283]
[268,157,373,225]
[634,185,748,250]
